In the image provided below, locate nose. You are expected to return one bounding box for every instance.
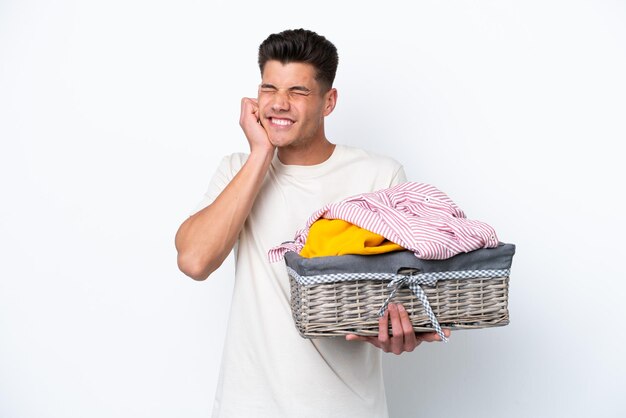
[271,90,290,112]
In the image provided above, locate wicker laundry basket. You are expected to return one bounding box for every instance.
[285,243,515,338]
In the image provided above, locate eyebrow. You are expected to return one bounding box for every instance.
[260,83,312,93]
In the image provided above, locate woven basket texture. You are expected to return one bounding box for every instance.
[289,275,509,338]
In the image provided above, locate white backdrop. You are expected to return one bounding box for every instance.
[1,1,625,417]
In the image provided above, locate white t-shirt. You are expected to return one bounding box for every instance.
[197,145,406,418]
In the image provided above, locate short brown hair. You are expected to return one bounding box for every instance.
[258,29,339,91]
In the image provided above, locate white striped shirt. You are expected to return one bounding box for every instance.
[268,181,499,262]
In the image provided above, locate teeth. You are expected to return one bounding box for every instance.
[272,118,293,126]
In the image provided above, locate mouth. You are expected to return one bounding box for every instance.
[269,117,295,127]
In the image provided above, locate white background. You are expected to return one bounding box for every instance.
[1,1,625,417]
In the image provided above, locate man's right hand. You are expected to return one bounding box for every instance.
[239,97,275,155]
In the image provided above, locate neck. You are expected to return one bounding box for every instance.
[277,138,336,166]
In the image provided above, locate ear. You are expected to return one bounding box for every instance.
[322,88,338,116]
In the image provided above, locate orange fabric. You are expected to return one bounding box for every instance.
[300,219,404,258]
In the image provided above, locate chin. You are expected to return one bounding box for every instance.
[268,136,296,148]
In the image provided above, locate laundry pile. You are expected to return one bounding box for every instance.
[269,181,500,262]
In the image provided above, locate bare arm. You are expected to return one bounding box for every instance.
[175,98,274,280]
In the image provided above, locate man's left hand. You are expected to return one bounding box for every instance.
[345,303,450,354]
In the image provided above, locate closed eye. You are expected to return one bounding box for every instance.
[289,87,312,96]
[258,84,313,97]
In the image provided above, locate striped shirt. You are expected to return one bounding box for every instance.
[268,182,499,262]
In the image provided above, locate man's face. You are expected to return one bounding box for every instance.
[257,60,335,149]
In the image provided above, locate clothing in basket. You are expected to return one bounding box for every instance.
[300,218,404,257]
[269,181,499,263]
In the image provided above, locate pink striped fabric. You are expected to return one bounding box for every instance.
[268,182,499,262]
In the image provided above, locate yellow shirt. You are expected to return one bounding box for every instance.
[300,218,404,258]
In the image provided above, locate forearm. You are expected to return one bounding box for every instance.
[175,150,273,280]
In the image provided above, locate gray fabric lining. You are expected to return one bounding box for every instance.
[284,242,515,276]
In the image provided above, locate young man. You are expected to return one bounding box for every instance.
[175,29,449,418]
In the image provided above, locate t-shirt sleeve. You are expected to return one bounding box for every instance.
[192,153,248,214]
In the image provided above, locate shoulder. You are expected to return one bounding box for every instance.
[216,152,249,176]
[195,152,250,212]
[336,145,403,169]
[333,145,407,188]
[336,145,404,177]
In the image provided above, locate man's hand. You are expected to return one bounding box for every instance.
[345,303,451,355]
[239,97,274,155]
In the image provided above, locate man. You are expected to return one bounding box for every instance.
[175,28,449,418]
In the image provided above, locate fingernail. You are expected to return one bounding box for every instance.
[398,304,405,312]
